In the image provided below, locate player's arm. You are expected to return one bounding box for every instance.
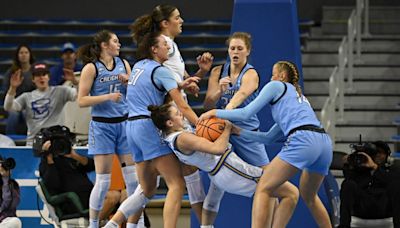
[225,69,259,110]
[216,81,285,121]
[177,122,232,155]
[78,63,121,107]
[203,65,223,110]
[239,123,282,144]
[155,67,198,124]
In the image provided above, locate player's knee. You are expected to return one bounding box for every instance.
[89,173,111,210]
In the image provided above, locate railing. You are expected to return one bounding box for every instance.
[321,0,369,145]
[321,38,347,142]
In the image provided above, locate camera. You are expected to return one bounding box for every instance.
[347,142,378,169]
[33,125,76,157]
[0,157,16,171]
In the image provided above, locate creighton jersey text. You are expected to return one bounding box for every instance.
[91,57,128,117]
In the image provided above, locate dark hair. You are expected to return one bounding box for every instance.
[136,31,163,60]
[226,32,252,51]
[77,30,114,64]
[11,44,35,72]
[372,140,391,156]
[275,61,302,97]
[130,4,177,44]
[148,103,172,131]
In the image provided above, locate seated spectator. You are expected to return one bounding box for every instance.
[2,44,36,135]
[339,141,400,228]
[49,42,82,86]
[0,155,21,228]
[38,139,121,218]
[3,63,77,145]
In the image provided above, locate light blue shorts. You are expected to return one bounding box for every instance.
[230,134,270,167]
[278,130,333,175]
[88,120,130,155]
[126,119,172,162]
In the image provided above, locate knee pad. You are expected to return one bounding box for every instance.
[122,165,138,196]
[119,184,150,218]
[203,182,224,212]
[184,170,206,204]
[89,173,111,211]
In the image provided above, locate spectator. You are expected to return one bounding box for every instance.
[49,42,82,86]
[2,44,36,135]
[339,141,400,228]
[38,140,121,219]
[3,63,77,145]
[0,155,21,228]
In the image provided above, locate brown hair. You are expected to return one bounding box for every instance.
[148,103,172,131]
[130,4,177,44]
[136,31,163,60]
[226,32,252,51]
[11,44,35,72]
[77,30,114,64]
[275,61,302,97]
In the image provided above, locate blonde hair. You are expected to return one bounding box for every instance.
[275,61,302,97]
[226,32,252,51]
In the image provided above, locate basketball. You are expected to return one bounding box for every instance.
[196,117,226,142]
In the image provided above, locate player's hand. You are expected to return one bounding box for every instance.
[109,92,122,102]
[219,76,231,93]
[231,124,241,136]
[185,82,200,97]
[180,76,200,89]
[118,73,130,85]
[198,109,217,124]
[197,52,214,72]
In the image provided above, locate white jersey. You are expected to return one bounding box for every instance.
[165,130,263,197]
[162,35,188,101]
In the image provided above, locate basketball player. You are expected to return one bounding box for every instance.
[103,32,200,228]
[199,61,333,228]
[129,4,213,221]
[77,30,138,228]
[203,32,274,225]
[148,103,299,228]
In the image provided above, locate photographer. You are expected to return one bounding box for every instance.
[339,141,400,228]
[39,140,95,215]
[0,156,21,228]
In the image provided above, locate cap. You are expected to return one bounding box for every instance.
[31,63,50,76]
[62,42,76,53]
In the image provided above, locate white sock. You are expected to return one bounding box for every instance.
[89,218,99,228]
[200,225,214,228]
[103,220,119,228]
[126,223,138,228]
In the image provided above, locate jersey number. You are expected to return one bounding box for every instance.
[128,69,144,86]
[109,83,121,93]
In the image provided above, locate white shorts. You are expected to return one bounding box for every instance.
[210,152,263,197]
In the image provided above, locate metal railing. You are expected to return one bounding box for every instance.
[320,0,369,145]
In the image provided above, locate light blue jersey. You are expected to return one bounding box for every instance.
[217,80,332,175]
[127,59,168,117]
[271,82,321,136]
[216,63,260,130]
[88,57,129,155]
[91,57,128,118]
[126,59,178,162]
[216,63,268,167]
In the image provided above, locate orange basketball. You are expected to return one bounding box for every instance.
[196,117,226,142]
